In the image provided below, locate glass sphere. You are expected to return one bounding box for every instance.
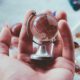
[30,14,58,42]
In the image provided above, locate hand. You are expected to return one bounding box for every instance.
[0,11,75,80]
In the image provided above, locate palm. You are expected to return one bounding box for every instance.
[0,54,74,80]
[14,57,74,80]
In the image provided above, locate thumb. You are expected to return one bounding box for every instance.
[0,26,11,55]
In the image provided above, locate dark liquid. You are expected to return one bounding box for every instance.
[31,56,54,68]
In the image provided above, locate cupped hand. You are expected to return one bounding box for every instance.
[0,11,75,80]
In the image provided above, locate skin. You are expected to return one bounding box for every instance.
[0,11,75,80]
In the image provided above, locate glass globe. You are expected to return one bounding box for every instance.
[29,13,58,67]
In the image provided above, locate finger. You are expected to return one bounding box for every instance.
[0,26,11,55]
[18,10,36,55]
[53,11,67,58]
[24,10,36,26]
[56,11,67,21]
[10,23,22,48]
[11,23,22,37]
[58,20,74,62]
[11,36,19,47]
[53,32,63,58]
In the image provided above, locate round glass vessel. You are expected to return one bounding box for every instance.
[28,13,58,67]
